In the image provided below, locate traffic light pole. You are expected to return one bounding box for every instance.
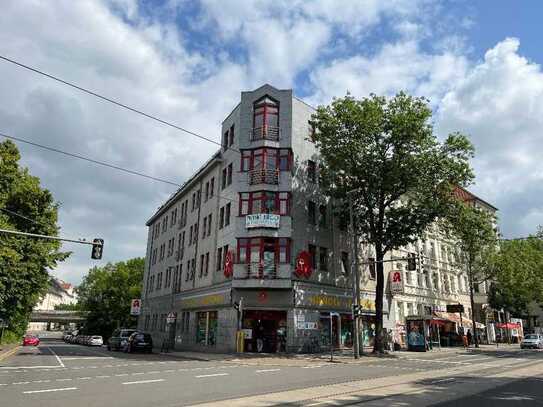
[348,193,362,359]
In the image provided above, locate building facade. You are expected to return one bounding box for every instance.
[139,85,497,353]
[27,279,78,332]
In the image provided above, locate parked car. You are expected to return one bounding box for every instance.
[521,334,543,349]
[125,332,153,353]
[23,334,40,346]
[89,336,103,346]
[107,329,136,351]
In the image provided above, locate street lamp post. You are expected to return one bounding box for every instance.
[348,190,362,359]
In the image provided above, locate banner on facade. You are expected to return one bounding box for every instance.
[389,271,404,295]
[224,251,234,277]
[246,214,280,229]
[130,299,141,316]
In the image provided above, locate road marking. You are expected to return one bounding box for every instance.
[13,381,30,385]
[77,377,92,380]
[122,379,165,385]
[430,377,456,384]
[47,346,65,368]
[23,387,77,394]
[62,356,114,360]
[96,375,110,378]
[132,372,145,375]
[195,373,229,378]
[56,378,72,382]
[0,366,62,369]
[256,369,281,373]
[307,402,329,406]
[302,365,324,369]
[115,373,129,377]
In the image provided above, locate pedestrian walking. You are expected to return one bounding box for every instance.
[467,330,472,346]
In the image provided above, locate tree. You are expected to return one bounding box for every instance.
[488,235,543,317]
[311,93,474,353]
[0,140,69,338]
[77,258,144,338]
[444,202,498,347]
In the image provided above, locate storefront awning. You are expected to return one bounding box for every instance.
[495,322,520,329]
[434,311,485,329]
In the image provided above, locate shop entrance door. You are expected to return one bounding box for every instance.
[243,310,287,353]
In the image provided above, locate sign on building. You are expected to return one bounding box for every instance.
[130,299,141,316]
[246,214,280,229]
[389,271,404,295]
[446,304,464,313]
[166,312,177,324]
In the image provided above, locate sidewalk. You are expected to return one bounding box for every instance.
[159,344,521,366]
[0,343,20,363]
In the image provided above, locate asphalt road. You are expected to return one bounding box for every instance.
[1,339,542,406]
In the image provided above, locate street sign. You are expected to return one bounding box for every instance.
[390,270,404,294]
[130,299,141,316]
[166,312,177,324]
[446,304,464,313]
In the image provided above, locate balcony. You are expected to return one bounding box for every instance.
[232,263,292,289]
[248,168,279,185]
[251,126,280,141]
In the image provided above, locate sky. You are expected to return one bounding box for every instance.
[1,0,542,284]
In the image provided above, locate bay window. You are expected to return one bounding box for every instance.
[252,96,279,140]
[240,148,292,172]
[238,191,291,216]
[237,237,291,268]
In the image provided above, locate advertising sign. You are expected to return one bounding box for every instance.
[130,299,141,316]
[295,251,312,278]
[390,271,404,295]
[406,319,426,351]
[246,214,280,229]
[446,304,464,313]
[296,322,318,330]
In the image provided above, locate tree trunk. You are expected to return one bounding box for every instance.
[468,260,479,348]
[373,243,385,353]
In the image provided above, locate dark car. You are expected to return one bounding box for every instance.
[125,332,153,353]
[107,328,136,351]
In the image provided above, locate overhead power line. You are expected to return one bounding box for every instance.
[0,207,44,226]
[0,54,240,153]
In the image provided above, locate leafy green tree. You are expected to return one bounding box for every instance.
[0,140,69,340]
[444,202,498,347]
[488,235,543,317]
[77,258,144,338]
[311,93,474,353]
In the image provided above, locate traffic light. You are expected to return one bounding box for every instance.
[407,253,417,271]
[352,304,360,315]
[91,238,104,260]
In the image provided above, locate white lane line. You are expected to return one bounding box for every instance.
[96,375,110,378]
[62,357,114,360]
[13,381,30,385]
[132,372,145,375]
[0,366,62,369]
[77,377,92,380]
[24,387,77,394]
[122,379,164,385]
[47,346,65,368]
[195,373,229,378]
[302,365,324,369]
[430,377,456,384]
[256,369,281,373]
[115,373,129,377]
[56,378,72,382]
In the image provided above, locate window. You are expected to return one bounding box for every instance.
[202,217,207,239]
[225,203,231,226]
[210,178,215,197]
[189,226,193,246]
[191,192,196,211]
[239,191,291,216]
[308,201,316,225]
[193,223,199,244]
[319,204,327,228]
[227,163,233,186]
[222,167,227,189]
[240,148,292,172]
[307,160,316,182]
[216,247,223,271]
[219,207,225,229]
[157,272,162,290]
[229,124,234,146]
[308,120,316,142]
[190,258,195,280]
[368,258,376,279]
[197,190,201,207]
[236,237,291,265]
[253,96,279,129]
[222,131,229,149]
[341,252,349,275]
[308,244,317,271]
[205,252,209,276]
[207,214,212,237]
[205,181,209,201]
[319,247,328,271]
[199,254,204,278]
[185,261,190,281]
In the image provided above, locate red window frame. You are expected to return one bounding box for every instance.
[253,96,279,130]
[236,237,291,265]
[238,191,291,216]
[240,148,292,172]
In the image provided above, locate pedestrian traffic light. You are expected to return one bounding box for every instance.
[407,253,417,271]
[91,238,104,260]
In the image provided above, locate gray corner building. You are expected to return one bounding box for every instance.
[139,84,365,353]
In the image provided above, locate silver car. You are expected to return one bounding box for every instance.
[521,334,543,349]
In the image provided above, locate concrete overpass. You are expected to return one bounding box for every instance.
[29,310,88,324]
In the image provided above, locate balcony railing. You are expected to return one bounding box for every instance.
[242,262,278,279]
[248,168,279,185]
[251,126,280,141]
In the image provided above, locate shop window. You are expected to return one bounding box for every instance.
[238,191,291,216]
[307,160,316,182]
[308,244,317,271]
[319,247,328,271]
[308,201,316,225]
[196,311,217,346]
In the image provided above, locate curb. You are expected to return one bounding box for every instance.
[0,345,20,362]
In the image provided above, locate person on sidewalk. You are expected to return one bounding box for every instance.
[467,330,472,346]
[462,333,469,349]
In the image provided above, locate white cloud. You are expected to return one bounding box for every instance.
[436,38,543,237]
